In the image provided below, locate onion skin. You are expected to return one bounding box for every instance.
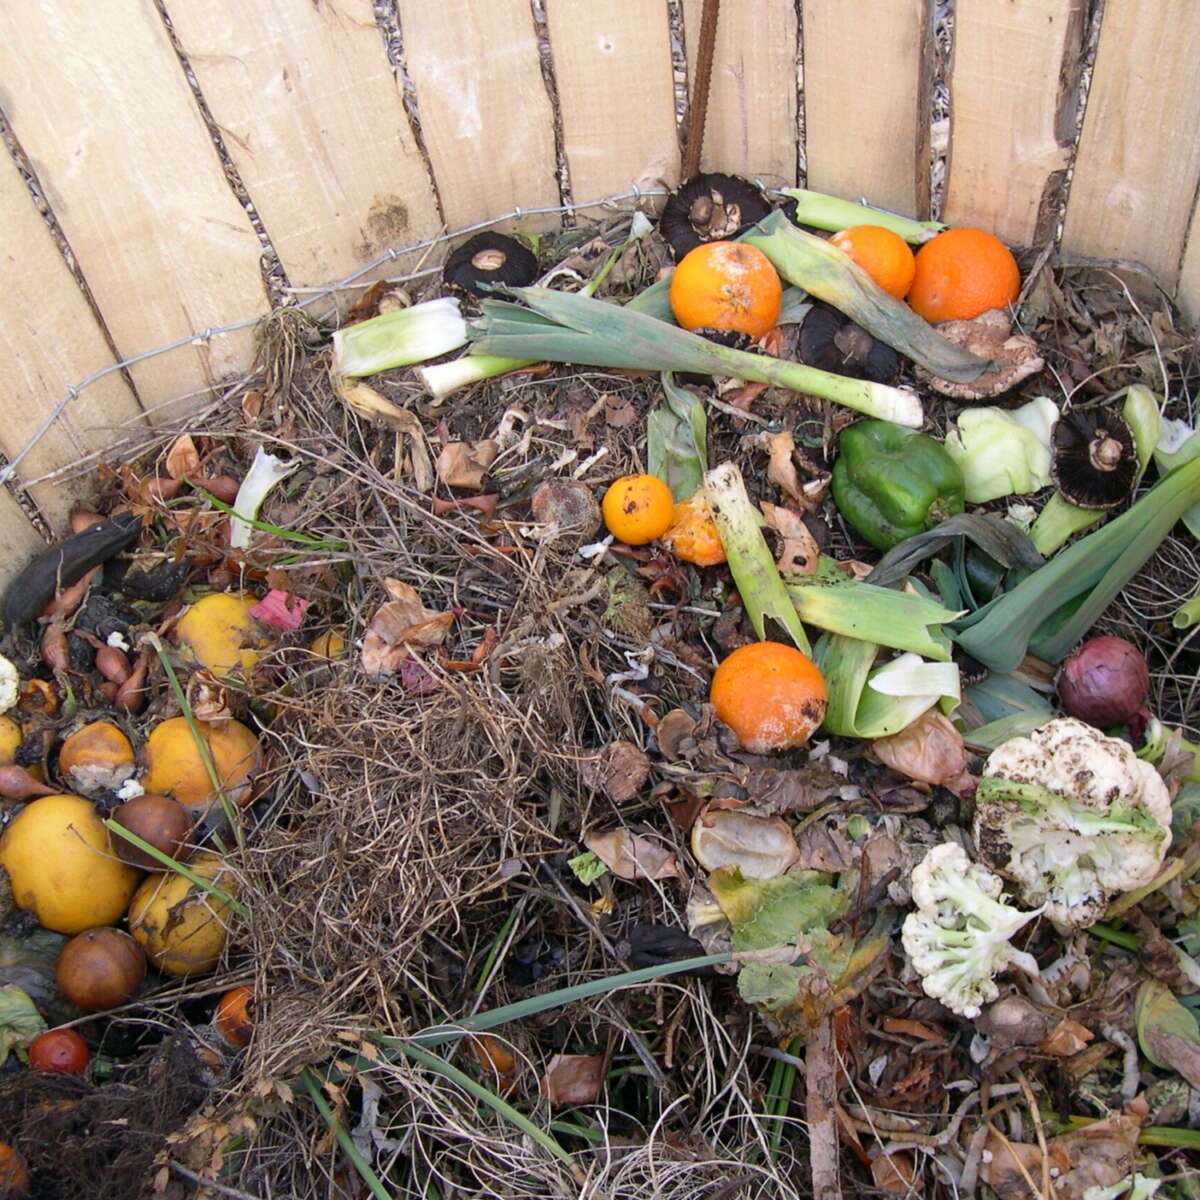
[1056,635,1150,727]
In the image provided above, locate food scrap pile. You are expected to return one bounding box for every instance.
[0,174,1199,1199]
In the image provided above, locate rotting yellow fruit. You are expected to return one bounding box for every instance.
[0,794,142,934]
[308,628,347,659]
[175,592,269,678]
[139,716,262,817]
[0,716,22,765]
[58,720,136,795]
[127,851,235,976]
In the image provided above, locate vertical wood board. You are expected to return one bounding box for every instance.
[398,0,559,231]
[0,1,265,409]
[682,0,799,189]
[545,0,678,202]
[943,0,1084,247]
[0,153,145,532]
[1062,0,1200,289]
[165,0,443,293]
[1176,206,1200,328]
[802,0,932,219]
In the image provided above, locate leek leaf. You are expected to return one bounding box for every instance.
[646,373,707,502]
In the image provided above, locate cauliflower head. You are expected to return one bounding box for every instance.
[902,842,1041,1019]
[973,717,1171,932]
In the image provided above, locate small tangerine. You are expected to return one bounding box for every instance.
[709,641,827,753]
[0,1143,29,1196]
[601,475,674,545]
[662,494,725,566]
[906,227,1020,323]
[669,241,782,338]
[214,985,255,1048]
[829,225,916,300]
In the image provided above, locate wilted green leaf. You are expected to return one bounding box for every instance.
[646,373,707,503]
[567,851,608,885]
[0,984,47,1065]
[1136,979,1200,1086]
[709,867,844,952]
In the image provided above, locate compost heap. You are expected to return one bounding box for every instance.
[0,180,1199,1200]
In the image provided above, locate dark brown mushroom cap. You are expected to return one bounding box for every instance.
[443,232,538,297]
[1049,408,1137,509]
[659,173,772,260]
[798,304,899,383]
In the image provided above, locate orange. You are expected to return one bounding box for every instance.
[0,1143,29,1196]
[906,227,1020,323]
[709,641,827,754]
[214,985,255,1048]
[662,494,725,566]
[830,225,916,300]
[669,241,782,338]
[601,475,674,545]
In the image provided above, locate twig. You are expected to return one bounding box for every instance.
[805,1016,842,1200]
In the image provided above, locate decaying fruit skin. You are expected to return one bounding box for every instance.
[57,720,136,795]
[0,794,142,934]
[127,851,235,976]
[110,793,192,870]
[139,716,262,818]
[175,592,269,678]
[56,927,146,1011]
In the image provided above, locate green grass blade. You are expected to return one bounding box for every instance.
[395,1042,577,1171]
[299,1069,394,1200]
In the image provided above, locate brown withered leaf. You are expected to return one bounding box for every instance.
[582,741,650,805]
[1127,907,1200,994]
[186,670,234,723]
[655,709,698,761]
[436,440,499,490]
[361,580,454,675]
[1048,1111,1143,1200]
[583,828,680,881]
[1037,1019,1094,1058]
[603,393,638,428]
[761,502,819,574]
[978,1132,1060,1199]
[872,710,976,797]
[792,815,856,873]
[542,1054,605,1105]
[765,430,805,506]
[736,762,841,813]
[165,435,202,481]
[870,1152,921,1195]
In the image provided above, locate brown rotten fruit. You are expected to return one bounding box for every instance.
[56,927,146,1011]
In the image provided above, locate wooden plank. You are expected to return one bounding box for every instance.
[1177,204,1200,328]
[398,0,559,231]
[943,0,1085,248]
[1062,0,1200,290]
[164,0,443,292]
[802,0,932,219]
[682,0,799,189]
[0,491,49,594]
[546,0,678,201]
[0,152,146,533]
[0,1,266,412]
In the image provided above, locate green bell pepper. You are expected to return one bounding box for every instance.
[831,420,965,551]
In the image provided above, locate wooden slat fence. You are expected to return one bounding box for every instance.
[0,0,1197,567]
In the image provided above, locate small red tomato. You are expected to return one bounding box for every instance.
[28,1028,89,1074]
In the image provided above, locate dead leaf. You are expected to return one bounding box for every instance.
[978,1131,1059,1199]
[870,1151,920,1194]
[766,431,805,506]
[186,671,234,723]
[436,440,499,490]
[603,393,638,428]
[1038,1019,1095,1057]
[792,815,856,873]
[761,502,819,574]
[542,1054,605,1105]
[583,828,680,881]
[361,581,454,675]
[165,435,202,481]
[880,1017,947,1042]
[872,710,976,797]
[1048,1111,1142,1200]
[583,741,650,804]
[655,709,698,761]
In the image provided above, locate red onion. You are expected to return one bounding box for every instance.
[1056,635,1150,726]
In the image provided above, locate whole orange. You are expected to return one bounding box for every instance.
[906,227,1020,323]
[669,241,782,338]
[601,475,674,545]
[709,641,827,753]
[830,225,916,300]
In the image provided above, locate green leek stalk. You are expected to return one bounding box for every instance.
[1175,588,1200,629]
[784,564,960,660]
[954,454,1200,671]
[332,297,468,376]
[1029,385,1162,555]
[703,462,811,653]
[742,210,993,384]
[471,286,924,426]
[415,353,537,401]
[1153,422,1200,540]
[777,189,944,243]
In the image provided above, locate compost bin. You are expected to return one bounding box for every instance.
[0,2,1199,1198]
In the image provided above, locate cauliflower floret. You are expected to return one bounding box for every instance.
[902,842,1041,1019]
[974,718,1171,933]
